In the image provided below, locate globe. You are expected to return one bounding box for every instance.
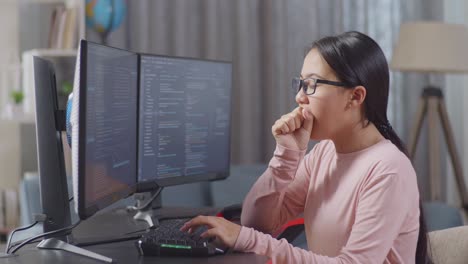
[85,0,126,43]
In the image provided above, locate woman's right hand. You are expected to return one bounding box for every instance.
[272,107,314,151]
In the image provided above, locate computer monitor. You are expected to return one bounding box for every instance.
[137,54,232,191]
[73,40,233,221]
[33,57,71,234]
[75,40,139,220]
[31,52,115,264]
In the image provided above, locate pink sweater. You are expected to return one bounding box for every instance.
[234,139,420,263]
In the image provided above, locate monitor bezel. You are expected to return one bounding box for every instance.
[77,40,138,220]
[136,53,233,192]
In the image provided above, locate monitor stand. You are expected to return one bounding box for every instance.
[1,224,114,262]
[37,237,113,263]
[133,187,163,227]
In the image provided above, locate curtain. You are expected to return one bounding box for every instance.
[87,0,445,199]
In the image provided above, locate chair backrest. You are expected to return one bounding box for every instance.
[210,164,268,207]
[161,182,212,207]
[19,173,42,226]
[19,173,79,226]
[428,225,468,264]
[423,201,463,232]
[163,164,268,208]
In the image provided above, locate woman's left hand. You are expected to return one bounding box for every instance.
[180,215,242,248]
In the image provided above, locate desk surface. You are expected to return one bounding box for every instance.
[2,240,268,264]
[2,207,269,264]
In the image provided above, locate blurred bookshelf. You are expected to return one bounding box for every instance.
[19,0,85,119]
[0,0,83,235]
[22,49,77,119]
[19,0,85,54]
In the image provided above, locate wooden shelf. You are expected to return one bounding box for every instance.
[22,49,77,57]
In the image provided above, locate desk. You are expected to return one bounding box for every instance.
[2,240,268,264]
[2,207,269,264]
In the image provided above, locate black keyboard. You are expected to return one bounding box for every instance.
[135,218,227,257]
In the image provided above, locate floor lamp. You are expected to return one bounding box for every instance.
[390,22,468,210]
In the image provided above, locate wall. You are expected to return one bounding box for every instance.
[444,0,468,208]
[0,0,20,112]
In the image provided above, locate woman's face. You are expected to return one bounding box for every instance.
[296,49,352,140]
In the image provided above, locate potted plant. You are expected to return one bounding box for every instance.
[10,90,24,105]
[3,90,24,119]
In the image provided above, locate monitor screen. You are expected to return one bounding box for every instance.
[138,55,232,189]
[77,41,138,219]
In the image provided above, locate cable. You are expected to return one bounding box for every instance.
[8,220,81,254]
[127,187,163,211]
[8,238,42,252]
[6,214,47,253]
[5,221,38,254]
[6,193,79,254]
[8,220,81,255]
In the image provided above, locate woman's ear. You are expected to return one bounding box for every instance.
[350,86,366,106]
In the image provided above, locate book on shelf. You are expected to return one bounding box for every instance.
[63,7,78,49]
[48,5,78,50]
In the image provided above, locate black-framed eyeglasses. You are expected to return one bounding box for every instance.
[292,77,347,95]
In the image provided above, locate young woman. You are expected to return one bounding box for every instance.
[181,31,428,263]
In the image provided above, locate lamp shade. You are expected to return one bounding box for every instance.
[390,22,468,73]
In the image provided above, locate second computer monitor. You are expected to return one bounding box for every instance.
[77,41,138,219]
[138,55,232,190]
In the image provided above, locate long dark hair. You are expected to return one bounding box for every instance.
[311,31,429,264]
